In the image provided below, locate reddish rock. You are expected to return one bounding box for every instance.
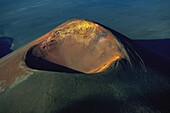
[32,19,127,73]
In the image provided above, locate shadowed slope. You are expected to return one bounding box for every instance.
[0,37,13,58]
[134,39,170,59]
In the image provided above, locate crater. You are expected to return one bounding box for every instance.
[24,19,128,74]
[25,45,82,73]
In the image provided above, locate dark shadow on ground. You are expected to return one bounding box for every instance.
[134,39,170,59]
[57,96,124,113]
[132,39,170,76]
[0,37,13,58]
[56,95,158,113]
[145,90,170,113]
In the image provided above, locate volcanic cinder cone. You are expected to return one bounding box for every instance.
[31,19,128,73]
[0,19,128,92]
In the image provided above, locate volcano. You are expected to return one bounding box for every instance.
[0,19,170,113]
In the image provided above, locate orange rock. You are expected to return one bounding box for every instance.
[32,19,127,73]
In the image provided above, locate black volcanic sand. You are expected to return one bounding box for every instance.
[0,58,170,113]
